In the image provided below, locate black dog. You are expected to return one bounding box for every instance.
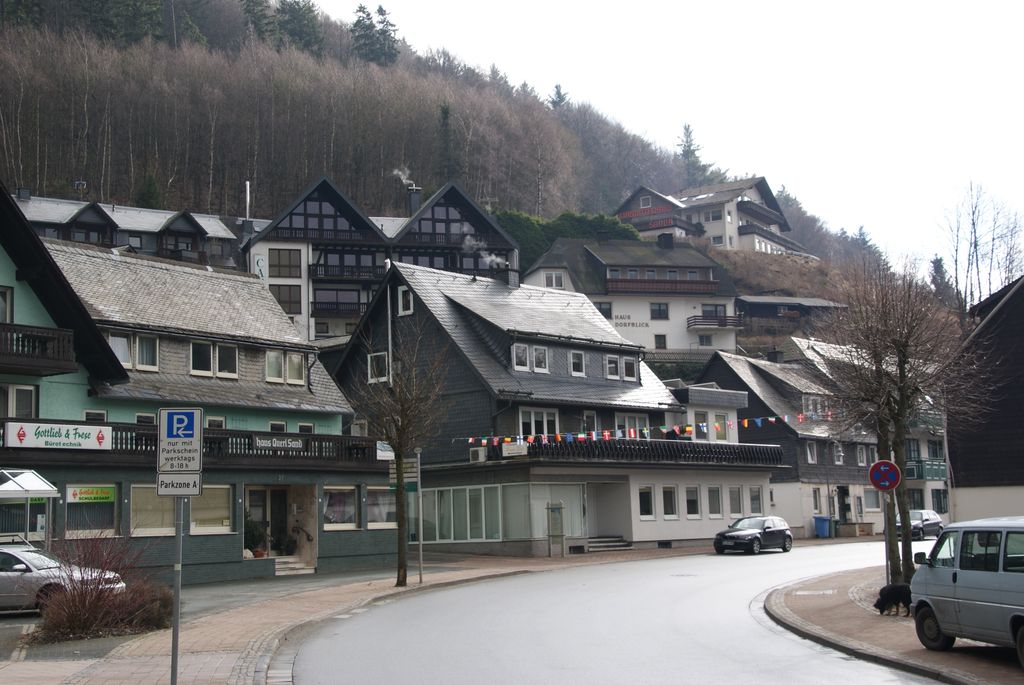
[873,583,911,616]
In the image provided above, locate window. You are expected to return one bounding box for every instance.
[217,345,238,378]
[667,269,678,280]
[136,413,156,425]
[627,269,638,279]
[512,343,530,371]
[692,410,708,440]
[927,440,944,461]
[595,302,612,319]
[729,486,742,517]
[583,410,597,433]
[685,486,700,518]
[645,269,656,280]
[130,485,174,536]
[959,530,1002,572]
[190,486,232,534]
[136,336,158,370]
[605,355,620,379]
[833,443,844,465]
[726,210,732,223]
[703,208,723,222]
[268,248,302,278]
[908,488,925,510]
[298,423,314,434]
[269,284,302,314]
[532,346,549,373]
[109,333,132,367]
[367,487,397,528]
[662,486,678,519]
[191,342,213,376]
[868,446,878,463]
[84,410,107,422]
[708,486,723,518]
[367,352,388,383]
[864,489,880,510]
[701,304,726,318]
[397,286,414,315]
[520,407,558,437]
[0,382,36,419]
[615,413,649,438]
[857,445,867,466]
[812,487,822,513]
[0,287,11,322]
[714,413,727,441]
[286,351,306,385]
[206,416,225,429]
[269,421,286,433]
[639,195,652,209]
[650,302,669,320]
[806,441,818,464]
[622,357,637,381]
[608,268,620,279]
[712,236,724,245]
[929,531,958,568]
[905,439,921,460]
[749,487,763,515]
[66,484,118,537]
[802,395,826,416]
[315,321,330,337]
[324,487,358,529]
[639,486,654,519]
[654,334,667,349]
[127,235,142,249]
[569,350,586,377]
[1004,532,1024,573]
[544,271,564,289]
[687,269,698,280]
[931,489,948,514]
[698,334,713,347]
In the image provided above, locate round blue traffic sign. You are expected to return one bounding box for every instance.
[869,459,901,491]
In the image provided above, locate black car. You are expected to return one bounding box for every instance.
[895,509,944,540]
[713,516,793,554]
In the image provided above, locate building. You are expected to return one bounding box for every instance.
[12,187,240,268]
[523,236,740,362]
[0,184,393,583]
[332,262,783,555]
[946,276,1024,519]
[736,295,845,338]
[698,350,879,538]
[242,178,520,342]
[614,177,805,255]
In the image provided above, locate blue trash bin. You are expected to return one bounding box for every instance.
[813,515,831,538]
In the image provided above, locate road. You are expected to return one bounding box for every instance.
[293,540,939,684]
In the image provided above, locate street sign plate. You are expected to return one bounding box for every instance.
[158,408,204,472]
[157,472,202,497]
[869,459,901,491]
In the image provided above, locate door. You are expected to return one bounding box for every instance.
[954,529,1004,642]
[247,489,268,553]
[270,489,288,554]
[917,530,960,633]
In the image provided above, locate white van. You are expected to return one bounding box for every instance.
[910,516,1024,669]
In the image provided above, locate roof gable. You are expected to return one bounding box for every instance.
[391,182,519,251]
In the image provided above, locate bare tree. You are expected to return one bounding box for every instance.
[817,258,994,582]
[339,313,450,587]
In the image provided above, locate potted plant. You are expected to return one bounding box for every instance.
[244,510,267,558]
[283,534,298,556]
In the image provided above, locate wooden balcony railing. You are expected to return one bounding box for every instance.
[474,438,782,467]
[0,324,78,376]
[273,228,380,243]
[0,419,382,471]
[310,301,367,316]
[606,279,719,294]
[686,315,743,329]
[309,264,386,280]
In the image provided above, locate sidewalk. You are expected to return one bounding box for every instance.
[0,538,1020,684]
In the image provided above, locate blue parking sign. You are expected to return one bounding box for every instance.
[166,411,196,439]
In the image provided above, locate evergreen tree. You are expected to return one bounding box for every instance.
[0,0,46,29]
[277,0,323,56]
[548,84,569,109]
[134,174,162,209]
[675,123,710,190]
[374,4,398,65]
[436,102,460,181]
[929,255,959,310]
[116,0,163,45]
[240,0,277,43]
[350,4,378,62]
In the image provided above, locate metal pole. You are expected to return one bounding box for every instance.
[171,496,182,685]
[415,447,423,585]
[883,491,891,586]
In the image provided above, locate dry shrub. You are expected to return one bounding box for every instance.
[27,536,172,643]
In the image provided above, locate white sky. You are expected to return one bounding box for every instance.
[319,1,1022,263]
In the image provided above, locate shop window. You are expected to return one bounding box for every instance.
[190,486,232,534]
[130,485,174,536]
[66,485,118,537]
[367,487,397,528]
[324,487,359,529]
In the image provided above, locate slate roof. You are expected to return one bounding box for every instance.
[45,240,309,348]
[525,238,737,296]
[612,185,687,215]
[394,263,678,411]
[14,195,236,239]
[738,295,846,308]
[673,176,791,232]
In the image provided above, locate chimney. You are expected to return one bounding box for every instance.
[406,184,422,216]
[766,348,785,363]
[657,233,674,249]
[241,219,255,240]
[15,187,31,201]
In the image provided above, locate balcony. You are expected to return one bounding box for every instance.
[309,264,386,281]
[0,419,381,471]
[157,247,207,264]
[686,315,743,329]
[273,228,380,243]
[0,324,78,376]
[606,278,718,295]
[473,438,782,467]
[310,301,367,316]
[905,459,948,481]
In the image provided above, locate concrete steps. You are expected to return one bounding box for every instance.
[274,555,315,576]
[587,536,633,552]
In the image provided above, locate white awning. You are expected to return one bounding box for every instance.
[0,468,59,499]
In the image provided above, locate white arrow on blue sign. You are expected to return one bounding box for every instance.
[158,408,204,473]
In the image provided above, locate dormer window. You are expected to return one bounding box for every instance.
[544,271,564,289]
[109,333,133,367]
[569,351,586,377]
[532,346,549,373]
[513,343,530,371]
[605,355,620,379]
[802,395,828,417]
[622,357,637,381]
[639,195,652,209]
[512,342,548,374]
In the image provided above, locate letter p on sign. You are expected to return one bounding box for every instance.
[167,411,195,439]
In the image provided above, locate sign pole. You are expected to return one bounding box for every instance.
[415,447,423,585]
[171,495,182,685]
[883,491,891,586]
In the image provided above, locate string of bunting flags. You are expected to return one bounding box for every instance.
[458,411,831,446]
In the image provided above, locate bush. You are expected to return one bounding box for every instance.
[26,536,173,643]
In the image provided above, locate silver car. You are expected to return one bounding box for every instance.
[0,543,126,611]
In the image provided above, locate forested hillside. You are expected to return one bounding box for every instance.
[0,0,875,271]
